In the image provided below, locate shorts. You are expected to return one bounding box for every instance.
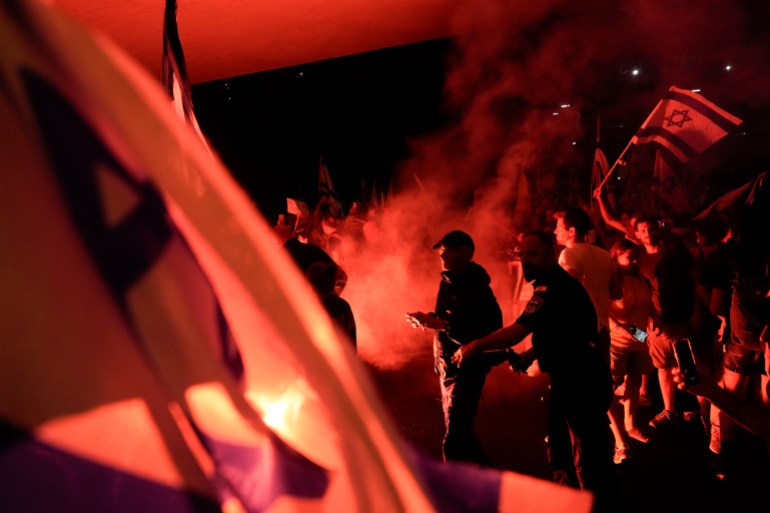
[722,342,766,377]
[648,322,691,369]
[610,344,653,380]
[723,305,767,376]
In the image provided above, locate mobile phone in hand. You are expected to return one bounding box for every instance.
[628,325,648,343]
[674,338,699,385]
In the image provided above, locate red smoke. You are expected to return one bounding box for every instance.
[343,0,769,371]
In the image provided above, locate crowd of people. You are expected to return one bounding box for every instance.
[271,182,769,511]
[404,187,769,512]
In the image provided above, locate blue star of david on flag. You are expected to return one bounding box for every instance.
[632,86,742,163]
[663,108,693,128]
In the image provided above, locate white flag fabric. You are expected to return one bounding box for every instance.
[286,197,310,231]
[286,197,310,219]
[0,1,593,513]
[631,85,742,163]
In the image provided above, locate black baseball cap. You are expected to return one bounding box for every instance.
[432,230,475,250]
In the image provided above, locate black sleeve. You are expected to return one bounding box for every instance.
[445,283,503,342]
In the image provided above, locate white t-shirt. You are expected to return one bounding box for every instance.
[558,242,616,330]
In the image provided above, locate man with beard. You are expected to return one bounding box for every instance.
[452,231,619,512]
[406,230,504,465]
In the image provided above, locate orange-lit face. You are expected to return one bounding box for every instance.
[635,221,653,247]
[615,248,639,270]
[437,246,471,272]
[553,217,573,246]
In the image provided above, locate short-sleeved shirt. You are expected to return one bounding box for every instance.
[514,265,599,377]
[609,273,653,349]
[558,242,616,331]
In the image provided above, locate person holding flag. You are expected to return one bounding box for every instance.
[595,85,743,213]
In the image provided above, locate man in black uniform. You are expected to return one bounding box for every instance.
[452,231,618,510]
[407,230,504,465]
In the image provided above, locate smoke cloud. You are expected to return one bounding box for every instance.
[344,0,770,370]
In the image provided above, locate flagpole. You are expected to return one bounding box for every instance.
[590,116,601,205]
[596,139,634,190]
[596,97,665,191]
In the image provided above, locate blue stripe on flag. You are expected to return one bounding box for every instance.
[409,448,501,513]
[634,125,699,160]
[0,421,221,513]
[199,431,329,511]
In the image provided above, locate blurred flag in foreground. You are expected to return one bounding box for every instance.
[0,1,592,512]
[162,0,209,151]
[631,85,742,164]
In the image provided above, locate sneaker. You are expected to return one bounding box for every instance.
[709,425,721,454]
[613,445,629,465]
[648,409,679,428]
[638,393,652,407]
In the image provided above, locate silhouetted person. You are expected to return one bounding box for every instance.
[273,213,347,293]
[710,206,770,481]
[452,231,620,512]
[307,261,357,349]
[606,238,654,463]
[645,218,698,430]
[406,230,504,465]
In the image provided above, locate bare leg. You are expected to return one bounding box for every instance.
[623,373,648,442]
[658,367,677,412]
[639,372,650,404]
[719,368,749,443]
[608,401,626,449]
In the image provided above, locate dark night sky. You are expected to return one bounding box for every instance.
[191,1,770,225]
[192,38,453,221]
